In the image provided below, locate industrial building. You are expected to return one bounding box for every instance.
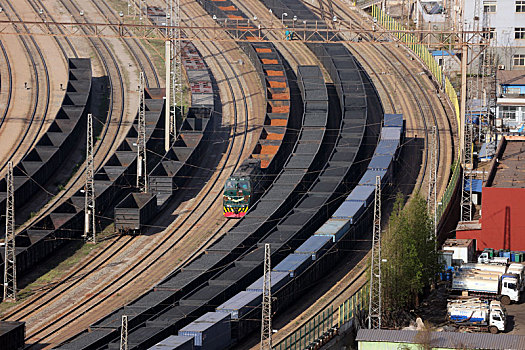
[456,135,525,250]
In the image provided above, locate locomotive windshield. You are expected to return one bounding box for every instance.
[224,178,250,191]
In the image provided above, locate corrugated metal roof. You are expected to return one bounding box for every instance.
[356,329,525,349]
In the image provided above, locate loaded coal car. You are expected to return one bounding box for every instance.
[223,159,263,218]
[114,192,158,234]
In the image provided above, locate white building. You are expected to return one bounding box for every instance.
[463,0,525,70]
[495,70,525,130]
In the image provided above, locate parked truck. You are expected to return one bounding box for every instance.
[478,251,510,265]
[447,298,506,334]
[452,264,521,305]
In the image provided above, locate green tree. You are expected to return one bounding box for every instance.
[379,193,442,319]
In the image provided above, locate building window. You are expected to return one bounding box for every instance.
[483,27,495,39]
[484,2,497,13]
[517,0,525,12]
[514,54,525,66]
[515,27,525,39]
[501,106,518,120]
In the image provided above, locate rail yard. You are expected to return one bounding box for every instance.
[0,0,504,349]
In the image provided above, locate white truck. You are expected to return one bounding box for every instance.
[451,264,521,305]
[447,299,506,334]
[478,252,509,265]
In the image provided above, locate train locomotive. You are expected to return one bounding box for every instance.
[223,159,262,218]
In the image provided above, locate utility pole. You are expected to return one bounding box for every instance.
[84,114,96,243]
[164,37,171,152]
[137,72,147,193]
[120,315,128,350]
[427,126,438,240]
[3,161,16,301]
[368,176,381,329]
[261,243,272,350]
[170,0,183,143]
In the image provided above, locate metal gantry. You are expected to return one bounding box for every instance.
[84,113,96,243]
[427,126,438,241]
[137,72,148,193]
[368,176,381,329]
[120,315,128,350]
[261,243,272,350]
[3,161,16,301]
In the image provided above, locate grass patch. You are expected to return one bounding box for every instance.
[0,227,117,317]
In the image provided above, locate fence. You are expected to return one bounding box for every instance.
[273,7,464,349]
[370,5,462,222]
[273,283,369,350]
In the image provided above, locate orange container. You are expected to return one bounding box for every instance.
[256,48,272,53]
[271,119,288,126]
[218,5,237,10]
[261,59,279,65]
[271,92,290,100]
[266,70,284,77]
[269,81,286,88]
[260,145,280,154]
[265,133,284,140]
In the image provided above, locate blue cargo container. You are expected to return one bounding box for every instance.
[246,271,290,293]
[179,312,231,350]
[375,140,399,155]
[359,169,387,186]
[315,219,350,242]
[295,235,333,260]
[367,154,393,171]
[380,127,402,140]
[273,254,312,278]
[149,335,194,350]
[384,113,404,127]
[332,201,365,223]
[216,291,262,319]
[346,185,375,206]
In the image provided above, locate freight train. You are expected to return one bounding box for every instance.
[143,112,404,350]
[223,159,262,218]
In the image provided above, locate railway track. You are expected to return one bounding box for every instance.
[0,40,13,132]
[250,1,457,347]
[12,0,133,234]
[316,0,455,197]
[1,0,264,347]
[0,0,52,174]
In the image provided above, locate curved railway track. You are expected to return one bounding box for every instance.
[13,0,133,234]
[0,0,51,174]
[0,40,13,131]
[315,0,454,196]
[253,2,457,347]
[2,1,264,348]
